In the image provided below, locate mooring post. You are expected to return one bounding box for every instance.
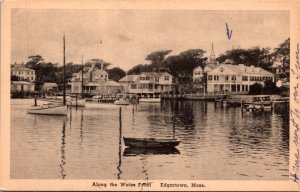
[34,98,37,106]
[76,93,78,110]
[119,107,122,129]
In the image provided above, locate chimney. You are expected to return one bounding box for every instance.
[101,63,104,70]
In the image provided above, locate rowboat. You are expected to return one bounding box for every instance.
[123,147,180,156]
[123,137,180,148]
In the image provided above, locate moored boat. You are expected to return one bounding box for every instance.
[114,98,130,105]
[27,102,67,115]
[139,97,161,103]
[123,137,180,148]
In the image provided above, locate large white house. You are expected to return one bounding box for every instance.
[70,63,122,95]
[11,65,36,82]
[207,64,274,93]
[119,72,174,94]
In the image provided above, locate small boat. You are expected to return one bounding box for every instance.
[123,147,180,156]
[139,97,161,103]
[27,102,67,115]
[114,98,130,105]
[123,137,180,148]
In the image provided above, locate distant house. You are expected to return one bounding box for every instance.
[70,62,122,95]
[119,72,174,94]
[11,64,36,82]
[193,44,218,82]
[11,81,35,93]
[207,64,274,93]
[193,63,218,82]
[42,82,58,92]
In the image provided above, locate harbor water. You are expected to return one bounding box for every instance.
[11,99,289,180]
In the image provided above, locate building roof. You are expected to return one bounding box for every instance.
[119,75,139,82]
[11,81,35,85]
[43,82,58,86]
[11,66,35,71]
[208,64,274,76]
[106,80,122,87]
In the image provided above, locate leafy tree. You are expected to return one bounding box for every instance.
[25,55,44,69]
[145,50,172,72]
[249,83,263,95]
[108,67,126,81]
[272,38,290,77]
[216,47,272,70]
[263,79,280,94]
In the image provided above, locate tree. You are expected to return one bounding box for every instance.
[25,55,44,69]
[263,79,280,95]
[216,47,273,70]
[128,64,143,75]
[108,67,126,81]
[249,83,263,95]
[272,38,290,77]
[145,50,172,72]
[170,49,206,83]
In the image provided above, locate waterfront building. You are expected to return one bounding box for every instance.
[11,81,35,93]
[119,72,174,94]
[207,64,274,93]
[42,82,58,92]
[11,64,36,82]
[70,63,122,95]
[193,43,218,82]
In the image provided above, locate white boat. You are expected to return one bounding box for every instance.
[139,97,161,103]
[114,98,130,105]
[27,102,67,115]
[27,35,68,115]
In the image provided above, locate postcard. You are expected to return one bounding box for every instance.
[0,0,300,191]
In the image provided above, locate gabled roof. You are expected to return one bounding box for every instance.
[119,75,139,82]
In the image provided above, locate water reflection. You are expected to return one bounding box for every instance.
[11,99,289,180]
[60,120,66,179]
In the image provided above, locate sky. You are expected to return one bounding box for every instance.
[11,9,289,71]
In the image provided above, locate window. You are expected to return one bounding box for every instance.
[250,76,254,81]
[225,76,229,81]
[155,77,159,82]
[131,84,136,89]
[165,76,169,80]
[242,76,248,81]
[208,75,212,80]
[213,75,219,81]
[231,75,236,81]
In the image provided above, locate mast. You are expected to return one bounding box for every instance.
[63,34,66,105]
[81,55,84,98]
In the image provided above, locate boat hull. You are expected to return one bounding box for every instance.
[123,137,180,148]
[139,98,161,103]
[27,105,68,115]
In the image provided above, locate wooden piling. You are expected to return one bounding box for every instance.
[34,98,37,106]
